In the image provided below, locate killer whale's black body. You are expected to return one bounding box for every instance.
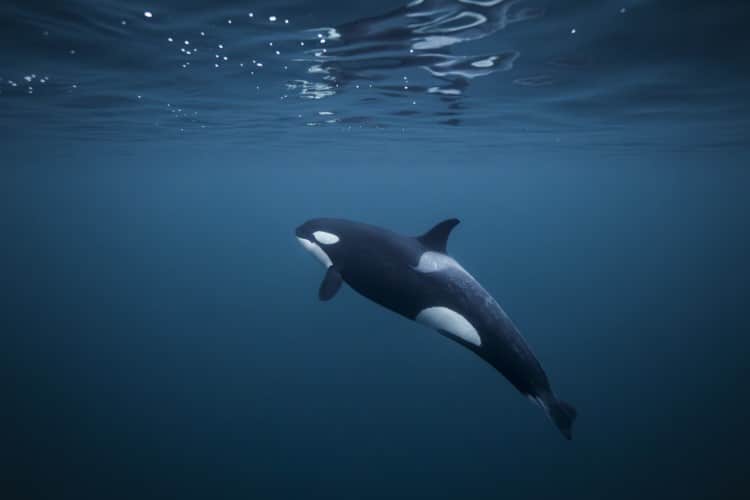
[295,218,577,439]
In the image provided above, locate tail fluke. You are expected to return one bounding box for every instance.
[537,393,577,440]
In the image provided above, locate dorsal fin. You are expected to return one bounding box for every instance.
[417,218,460,253]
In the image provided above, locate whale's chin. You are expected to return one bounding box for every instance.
[297,237,332,268]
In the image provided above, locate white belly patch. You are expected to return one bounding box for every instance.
[416,307,481,346]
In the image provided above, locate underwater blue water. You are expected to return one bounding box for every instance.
[2,1,750,499]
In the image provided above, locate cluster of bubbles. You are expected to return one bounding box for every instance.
[159,11,291,72]
[0,73,53,95]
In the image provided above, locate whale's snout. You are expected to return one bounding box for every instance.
[295,225,312,252]
[295,222,333,269]
[296,235,313,252]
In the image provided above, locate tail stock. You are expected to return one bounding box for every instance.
[535,392,577,440]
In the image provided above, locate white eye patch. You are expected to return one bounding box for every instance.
[313,231,340,245]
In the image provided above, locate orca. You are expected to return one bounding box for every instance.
[295,218,577,439]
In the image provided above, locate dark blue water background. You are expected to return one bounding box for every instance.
[2,1,749,498]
